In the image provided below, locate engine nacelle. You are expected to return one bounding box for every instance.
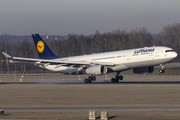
[85,65,107,75]
[133,66,154,74]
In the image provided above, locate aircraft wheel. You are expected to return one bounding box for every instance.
[159,69,165,73]
[111,78,116,83]
[92,76,96,81]
[84,79,89,83]
[88,76,92,80]
[89,80,92,83]
[116,76,120,81]
[119,75,123,80]
[115,79,119,83]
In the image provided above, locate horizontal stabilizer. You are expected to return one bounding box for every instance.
[2,52,12,58]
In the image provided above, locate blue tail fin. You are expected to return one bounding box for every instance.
[32,34,59,59]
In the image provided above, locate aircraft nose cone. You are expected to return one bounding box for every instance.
[174,52,178,58]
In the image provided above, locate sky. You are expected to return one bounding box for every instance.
[0,0,180,35]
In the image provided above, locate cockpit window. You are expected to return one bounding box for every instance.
[165,50,174,52]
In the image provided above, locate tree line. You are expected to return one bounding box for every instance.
[1,23,180,73]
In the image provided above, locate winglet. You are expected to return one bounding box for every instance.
[2,52,12,59]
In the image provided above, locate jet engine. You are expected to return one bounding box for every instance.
[133,66,154,74]
[85,65,107,75]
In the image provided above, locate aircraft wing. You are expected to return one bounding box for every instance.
[2,52,115,66]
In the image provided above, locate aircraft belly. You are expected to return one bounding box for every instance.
[110,64,128,71]
[153,57,175,64]
[123,58,174,68]
[45,65,84,74]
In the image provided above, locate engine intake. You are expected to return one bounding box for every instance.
[86,65,107,75]
[133,66,154,74]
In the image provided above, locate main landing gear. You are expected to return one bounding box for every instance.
[111,72,123,83]
[159,64,165,73]
[84,76,96,83]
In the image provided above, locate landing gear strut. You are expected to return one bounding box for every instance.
[159,64,165,73]
[111,72,123,83]
[84,76,96,83]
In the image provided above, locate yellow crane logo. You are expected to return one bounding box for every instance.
[37,41,45,53]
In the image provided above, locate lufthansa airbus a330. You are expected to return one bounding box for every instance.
[2,34,178,83]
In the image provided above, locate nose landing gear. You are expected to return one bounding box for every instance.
[159,64,165,73]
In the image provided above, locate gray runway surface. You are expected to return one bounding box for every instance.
[1,75,180,119]
[3,105,180,112]
[1,76,180,114]
[1,81,180,87]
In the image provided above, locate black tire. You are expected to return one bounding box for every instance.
[115,79,119,83]
[84,79,89,83]
[111,78,115,83]
[88,76,92,80]
[119,75,123,80]
[159,69,165,73]
[116,75,119,80]
[88,79,92,83]
[92,76,96,81]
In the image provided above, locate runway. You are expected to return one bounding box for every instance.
[3,105,180,112]
[1,81,180,86]
[1,77,180,119]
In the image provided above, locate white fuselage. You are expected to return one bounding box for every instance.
[41,46,177,74]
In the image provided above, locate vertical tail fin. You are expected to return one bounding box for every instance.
[32,34,59,59]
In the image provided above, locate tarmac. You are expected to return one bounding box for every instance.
[3,105,180,112]
[1,75,180,119]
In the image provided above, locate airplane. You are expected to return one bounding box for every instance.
[2,34,178,83]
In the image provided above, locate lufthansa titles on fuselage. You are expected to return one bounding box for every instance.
[132,48,155,56]
[134,48,155,54]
